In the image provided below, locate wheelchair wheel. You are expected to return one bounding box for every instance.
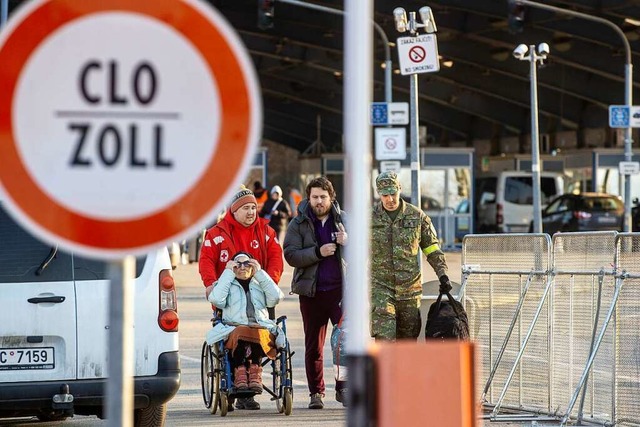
[219,392,229,417]
[210,345,224,414]
[283,341,293,415]
[273,350,285,413]
[200,342,214,409]
[283,387,293,416]
[275,341,294,415]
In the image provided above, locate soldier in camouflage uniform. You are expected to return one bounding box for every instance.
[370,171,452,341]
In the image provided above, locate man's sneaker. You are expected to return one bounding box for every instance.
[335,388,347,407]
[235,396,260,410]
[308,393,324,409]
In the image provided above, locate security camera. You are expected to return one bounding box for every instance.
[512,44,528,59]
[538,42,550,56]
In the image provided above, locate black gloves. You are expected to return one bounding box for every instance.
[439,274,452,294]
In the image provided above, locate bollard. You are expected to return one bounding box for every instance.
[371,340,476,427]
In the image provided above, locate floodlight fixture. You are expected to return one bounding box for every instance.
[418,6,437,33]
[393,7,407,33]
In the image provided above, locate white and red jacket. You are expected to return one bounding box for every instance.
[199,212,283,287]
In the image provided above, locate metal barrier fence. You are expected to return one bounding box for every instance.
[614,234,640,427]
[462,232,640,426]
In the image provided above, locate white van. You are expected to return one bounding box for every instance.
[475,171,564,233]
[0,202,180,425]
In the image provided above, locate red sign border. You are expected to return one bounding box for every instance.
[0,0,261,255]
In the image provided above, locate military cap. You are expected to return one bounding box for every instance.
[376,171,400,195]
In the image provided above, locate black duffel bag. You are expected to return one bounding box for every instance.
[425,292,470,340]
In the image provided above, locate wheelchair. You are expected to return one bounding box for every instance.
[200,314,294,416]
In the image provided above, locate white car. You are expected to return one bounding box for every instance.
[0,202,180,425]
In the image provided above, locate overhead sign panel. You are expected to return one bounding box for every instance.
[0,0,262,258]
[396,34,440,76]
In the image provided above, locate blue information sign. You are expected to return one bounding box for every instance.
[609,105,630,128]
[370,102,388,125]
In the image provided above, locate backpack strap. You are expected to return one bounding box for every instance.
[434,291,464,319]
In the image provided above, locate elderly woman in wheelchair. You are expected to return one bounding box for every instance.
[205,251,285,407]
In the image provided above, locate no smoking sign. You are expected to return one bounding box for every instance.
[397,34,440,76]
[375,127,406,161]
[409,46,426,63]
[0,0,261,258]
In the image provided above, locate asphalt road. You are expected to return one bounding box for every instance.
[2,251,528,426]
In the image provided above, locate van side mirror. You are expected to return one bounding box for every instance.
[479,192,496,204]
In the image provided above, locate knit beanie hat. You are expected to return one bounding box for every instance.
[271,185,283,195]
[230,186,257,213]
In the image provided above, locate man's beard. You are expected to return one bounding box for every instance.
[312,204,330,217]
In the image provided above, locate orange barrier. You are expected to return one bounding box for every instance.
[372,341,476,427]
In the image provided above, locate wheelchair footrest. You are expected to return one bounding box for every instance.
[230,387,261,397]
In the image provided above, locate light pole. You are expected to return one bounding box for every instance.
[515,0,634,230]
[392,6,437,208]
[513,42,549,234]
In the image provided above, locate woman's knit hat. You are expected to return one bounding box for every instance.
[230,186,257,213]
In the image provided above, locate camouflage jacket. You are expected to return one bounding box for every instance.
[371,199,448,299]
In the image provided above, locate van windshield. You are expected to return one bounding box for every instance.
[504,177,559,205]
[0,203,145,283]
[475,177,497,204]
[0,204,73,283]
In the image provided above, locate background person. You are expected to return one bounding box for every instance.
[199,186,283,410]
[370,171,452,341]
[207,252,284,397]
[259,185,292,243]
[283,176,348,409]
[253,181,268,212]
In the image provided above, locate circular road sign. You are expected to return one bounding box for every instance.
[0,0,262,258]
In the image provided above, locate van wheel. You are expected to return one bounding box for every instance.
[134,403,167,427]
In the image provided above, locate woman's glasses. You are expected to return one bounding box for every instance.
[235,260,251,268]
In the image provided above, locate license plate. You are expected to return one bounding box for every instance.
[597,216,617,224]
[0,347,55,370]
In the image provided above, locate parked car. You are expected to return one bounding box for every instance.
[531,192,624,234]
[0,201,180,424]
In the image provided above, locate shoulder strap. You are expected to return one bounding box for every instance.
[433,292,464,318]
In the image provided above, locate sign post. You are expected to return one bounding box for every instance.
[0,1,261,425]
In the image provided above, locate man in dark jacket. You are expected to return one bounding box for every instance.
[283,176,347,409]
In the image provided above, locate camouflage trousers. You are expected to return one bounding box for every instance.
[370,286,421,341]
